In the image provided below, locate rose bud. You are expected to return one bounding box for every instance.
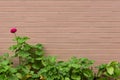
[10,28,17,33]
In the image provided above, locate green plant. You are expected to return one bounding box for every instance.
[39,56,63,80]
[39,57,95,80]
[0,53,18,80]
[0,28,119,80]
[9,28,45,80]
[9,36,45,80]
[68,57,94,80]
[96,61,120,80]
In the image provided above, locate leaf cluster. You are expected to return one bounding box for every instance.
[0,36,119,80]
[96,61,120,80]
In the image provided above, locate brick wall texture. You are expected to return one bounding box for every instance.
[0,0,120,65]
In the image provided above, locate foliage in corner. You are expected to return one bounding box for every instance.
[0,53,18,80]
[96,61,120,80]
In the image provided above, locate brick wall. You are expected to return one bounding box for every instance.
[0,0,120,65]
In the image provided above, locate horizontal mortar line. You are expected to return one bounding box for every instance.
[23,32,120,33]
[46,49,120,50]
[2,41,120,42]
[1,26,120,28]
[47,49,120,51]
[2,37,120,38]
[3,27,120,29]
[5,24,120,26]
[19,31,120,33]
[16,42,120,44]
[0,14,119,16]
[0,11,120,13]
[2,44,120,46]
[3,30,120,31]
[0,16,120,17]
[16,25,120,28]
[0,5,116,7]
[1,42,120,47]
[6,26,120,28]
[22,37,120,38]
[0,0,118,1]
[2,47,120,50]
[0,11,119,13]
[3,43,120,45]
[3,44,120,46]
[1,19,120,21]
[2,41,120,43]
[19,26,120,30]
[0,0,119,2]
[3,36,120,38]
[0,41,120,46]
[0,11,118,12]
[9,26,116,28]
[0,14,117,18]
[0,0,116,2]
[0,7,118,8]
[1,21,120,22]
[20,32,120,34]
[5,28,120,29]
[3,33,120,34]
[1,20,120,22]
[1,27,120,28]
[1,48,120,50]
[0,10,118,11]
[12,40,120,42]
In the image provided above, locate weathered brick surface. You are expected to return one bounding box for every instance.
[0,0,120,65]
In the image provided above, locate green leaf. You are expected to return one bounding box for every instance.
[0,75,5,80]
[114,67,120,77]
[35,50,44,56]
[35,57,42,60]
[83,70,91,77]
[32,64,40,70]
[97,77,108,80]
[21,44,31,51]
[9,68,17,73]
[17,51,30,58]
[16,73,23,79]
[65,77,70,80]
[32,74,39,78]
[35,44,43,49]
[3,53,9,57]
[72,64,80,69]
[9,45,18,51]
[8,75,19,80]
[109,61,119,66]
[106,66,114,75]
[71,74,81,80]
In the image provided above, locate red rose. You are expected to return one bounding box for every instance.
[10,28,17,33]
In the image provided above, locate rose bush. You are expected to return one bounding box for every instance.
[0,28,119,80]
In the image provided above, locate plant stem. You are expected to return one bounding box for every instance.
[14,33,18,44]
[14,33,22,65]
[19,56,22,65]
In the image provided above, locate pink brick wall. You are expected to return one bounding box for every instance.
[0,0,120,65]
